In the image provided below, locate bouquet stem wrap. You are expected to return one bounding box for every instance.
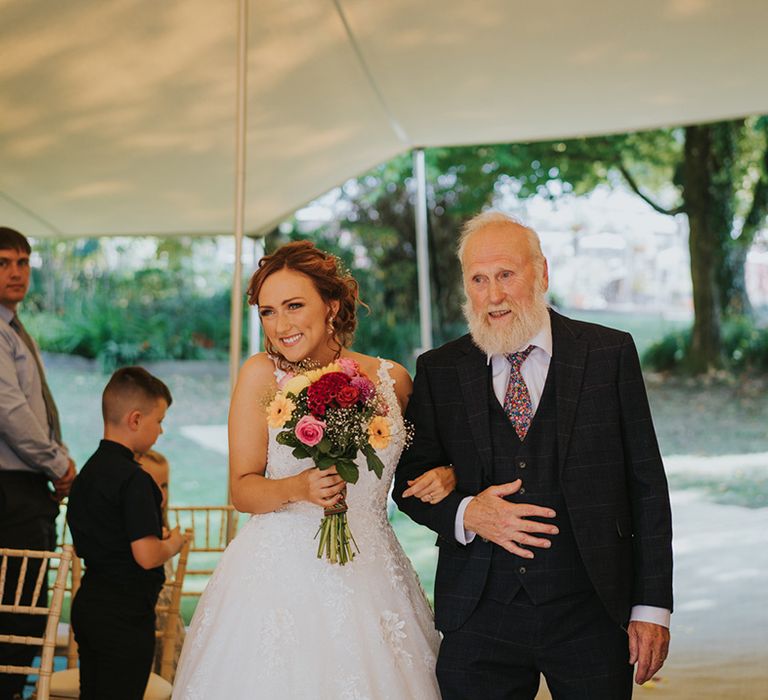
[316,494,359,565]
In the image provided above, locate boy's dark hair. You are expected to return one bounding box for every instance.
[102,366,173,424]
[0,227,32,254]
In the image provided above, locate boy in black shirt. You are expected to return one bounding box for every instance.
[67,367,185,700]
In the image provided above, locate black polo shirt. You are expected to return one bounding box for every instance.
[67,439,164,594]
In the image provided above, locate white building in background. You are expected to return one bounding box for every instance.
[301,182,768,318]
[501,186,694,318]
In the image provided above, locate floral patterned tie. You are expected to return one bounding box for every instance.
[503,345,535,440]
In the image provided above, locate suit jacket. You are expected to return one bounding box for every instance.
[394,310,673,632]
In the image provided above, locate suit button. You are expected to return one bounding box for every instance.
[481,537,489,543]
[519,566,527,574]
[518,460,527,469]
[519,487,526,495]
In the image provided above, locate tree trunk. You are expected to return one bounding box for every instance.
[723,239,753,317]
[682,125,725,372]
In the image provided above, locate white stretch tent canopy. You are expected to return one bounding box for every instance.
[1,0,767,239]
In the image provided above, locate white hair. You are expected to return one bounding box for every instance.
[457,210,546,287]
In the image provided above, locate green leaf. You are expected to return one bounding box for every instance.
[364,445,385,479]
[335,460,359,485]
[318,437,332,453]
[275,431,298,447]
[317,456,337,469]
[292,445,310,459]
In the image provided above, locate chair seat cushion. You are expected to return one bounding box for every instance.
[49,668,79,698]
[144,673,173,700]
[55,621,70,650]
[49,668,172,700]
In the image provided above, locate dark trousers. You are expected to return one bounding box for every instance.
[0,472,58,700]
[437,589,633,700]
[71,574,158,700]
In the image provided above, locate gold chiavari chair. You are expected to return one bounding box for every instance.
[167,505,241,602]
[0,544,73,700]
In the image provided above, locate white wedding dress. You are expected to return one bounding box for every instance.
[172,360,441,699]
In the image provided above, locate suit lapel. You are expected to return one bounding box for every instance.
[550,310,587,474]
[456,338,493,482]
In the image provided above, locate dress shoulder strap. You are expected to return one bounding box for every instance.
[270,355,289,384]
[376,358,398,401]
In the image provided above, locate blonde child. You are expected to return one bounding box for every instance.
[135,449,186,681]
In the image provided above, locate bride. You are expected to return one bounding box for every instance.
[172,241,455,699]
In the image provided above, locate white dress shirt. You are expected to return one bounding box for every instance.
[453,318,670,628]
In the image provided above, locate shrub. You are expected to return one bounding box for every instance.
[643,318,768,372]
[27,277,240,370]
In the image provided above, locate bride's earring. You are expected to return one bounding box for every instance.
[327,316,334,335]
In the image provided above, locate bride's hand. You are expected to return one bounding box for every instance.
[401,466,456,505]
[296,466,347,507]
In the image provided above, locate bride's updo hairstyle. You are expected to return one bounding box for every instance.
[246,240,363,364]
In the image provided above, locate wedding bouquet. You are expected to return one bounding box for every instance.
[266,358,394,565]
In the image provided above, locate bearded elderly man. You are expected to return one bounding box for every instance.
[394,212,672,699]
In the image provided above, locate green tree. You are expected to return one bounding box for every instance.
[440,119,768,373]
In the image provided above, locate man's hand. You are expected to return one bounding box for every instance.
[52,458,76,500]
[628,620,670,685]
[463,479,558,558]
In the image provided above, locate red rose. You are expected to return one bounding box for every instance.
[336,384,360,408]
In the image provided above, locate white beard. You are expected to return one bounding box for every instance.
[463,292,550,356]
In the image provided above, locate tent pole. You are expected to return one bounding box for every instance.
[229,0,249,395]
[413,148,433,353]
[227,0,249,501]
[248,236,265,356]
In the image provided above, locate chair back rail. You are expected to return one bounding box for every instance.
[156,530,192,681]
[167,506,242,600]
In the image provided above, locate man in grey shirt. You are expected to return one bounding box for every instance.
[0,226,76,698]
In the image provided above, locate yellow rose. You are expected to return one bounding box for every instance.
[305,369,323,383]
[283,374,311,396]
[368,416,391,451]
[266,394,296,428]
[306,362,340,384]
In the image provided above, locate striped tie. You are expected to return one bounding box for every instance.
[503,345,535,440]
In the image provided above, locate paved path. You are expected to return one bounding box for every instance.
[182,427,768,698]
[537,489,768,699]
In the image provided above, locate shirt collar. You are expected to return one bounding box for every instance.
[99,439,140,463]
[486,315,553,367]
[0,305,14,324]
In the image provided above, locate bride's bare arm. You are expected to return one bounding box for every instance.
[388,360,456,504]
[229,354,345,514]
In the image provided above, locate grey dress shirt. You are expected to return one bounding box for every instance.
[0,304,69,479]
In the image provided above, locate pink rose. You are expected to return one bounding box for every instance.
[337,357,359,377]
[295,415,326,447]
